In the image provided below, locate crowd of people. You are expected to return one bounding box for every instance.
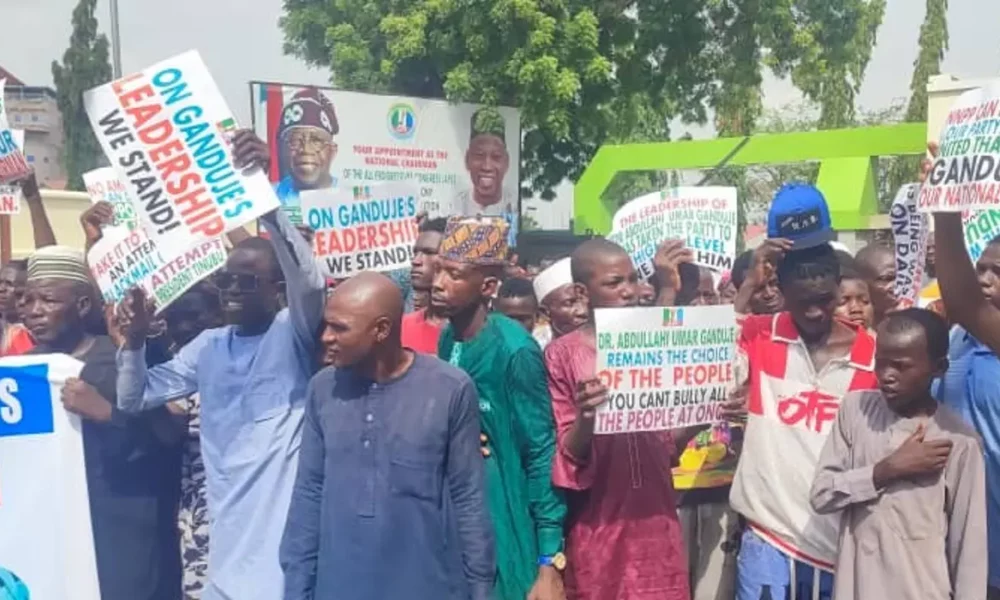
[0,137,997,600]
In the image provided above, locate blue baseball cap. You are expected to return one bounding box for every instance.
[766,183,836,249]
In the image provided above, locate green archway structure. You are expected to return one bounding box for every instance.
[572,123,928,235]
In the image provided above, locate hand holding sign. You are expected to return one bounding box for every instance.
[61,378,113,423]
[118,287,154,349]
[575,378,608,421]
[231,129,270,175]
[653,239,694,290]
[80,201,115,249]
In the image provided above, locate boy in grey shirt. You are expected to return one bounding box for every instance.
[811,308,986,600]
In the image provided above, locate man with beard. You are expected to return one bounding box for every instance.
[0,259,32,356]
[455,109,517,241]
[401,217,448,352]
[433,216,566,600]
[531,257,587,350]
[22,245,182,600]
[281,272,494,599]
[543,238,699,600]
[114,129,326,600]
[274,87,339,223]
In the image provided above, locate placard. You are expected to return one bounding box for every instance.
[84,50,280,254]
[87,226,226,312]
[302,182,420,278]
[251,82,520,244]
[889,183,929,309]
[0,354,101,600]
[83,167,140,230]
[607,187,737,279]
[0,130,25,214]
[919,80,1000,212]
[0,82,30,184]
[594,305,735,434]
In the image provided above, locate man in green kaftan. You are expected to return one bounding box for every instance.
[431,216,567,600]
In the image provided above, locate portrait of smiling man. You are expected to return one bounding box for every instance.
[274,87,340,223]
[455,108,517,229]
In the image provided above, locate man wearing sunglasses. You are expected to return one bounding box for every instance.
[114,130,326,600]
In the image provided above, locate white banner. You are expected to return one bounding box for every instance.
[919,80,1000,212]
[0,354,100,600]
[84,50,280,254]
[251,82,520,244]
[0,130,24,214]
[607,187,738,279]
[889,183,929,309]
[594,305,736,434]
[82,167,227,312]
[302,182,420,278]
[0,82,30,185]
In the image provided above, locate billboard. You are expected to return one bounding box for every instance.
[250,82,521,242]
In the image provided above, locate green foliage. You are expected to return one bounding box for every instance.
[906,0,948,123]
[281,0,717,199]
[51,0,111,191]
[761,0,886,129]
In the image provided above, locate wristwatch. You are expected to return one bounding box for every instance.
[538,552,567,571]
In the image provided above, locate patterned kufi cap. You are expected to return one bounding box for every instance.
[439,216,509,266]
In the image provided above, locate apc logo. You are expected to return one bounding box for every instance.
[0,364,54,438]
[387,103,416,139]
[662,308,684,327]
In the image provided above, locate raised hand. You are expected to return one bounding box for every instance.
[80,201,115,248]
[117,287,153,349]
[653,239,694,290]
[231,129,271,174]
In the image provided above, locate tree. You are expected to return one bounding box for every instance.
[761,0,886,129]
[905,0,948,123]
[281,0,717,199]
[52,0,112,191]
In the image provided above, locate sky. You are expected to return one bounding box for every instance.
[0,0,997,225]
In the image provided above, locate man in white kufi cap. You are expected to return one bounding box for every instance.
[531,257,587,349]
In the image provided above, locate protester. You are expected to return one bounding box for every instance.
[856,243,898,325]
[112,129,325,600]
[0,259,32,356]
[717,272,737,304]
[544,238,699,600]
[811,308,986,600]
[731,248,782,314]
[432,216,567,600]
[929,167,1000,597]
[532,257,587,350]
[23,245,183,600]
[157,283,225,600]
[401,217,448,352]
[281,272,495,599]
[728,184,878,599]
[835,254,875,330]
[637,280,656,306]
[690,266,720,307]
[494,277,539,333]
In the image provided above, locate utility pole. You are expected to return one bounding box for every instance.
[109,0,122,78]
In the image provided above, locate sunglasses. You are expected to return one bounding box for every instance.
[213,271,260,292]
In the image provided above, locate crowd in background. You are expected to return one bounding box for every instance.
[0,138,998,600]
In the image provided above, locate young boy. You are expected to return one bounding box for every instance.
[810,308,986,600]
[834,253,874,330]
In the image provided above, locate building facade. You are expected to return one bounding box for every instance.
[1,67,66,189]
